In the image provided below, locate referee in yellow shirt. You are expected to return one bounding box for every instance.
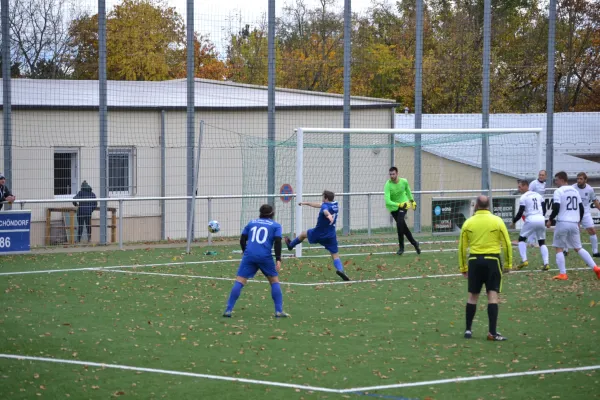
[458,196,512,341]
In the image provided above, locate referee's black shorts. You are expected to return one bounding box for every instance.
[467,254,503,294]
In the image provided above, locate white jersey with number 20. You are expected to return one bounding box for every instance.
[572,183,597,216]
[553,185,582,223]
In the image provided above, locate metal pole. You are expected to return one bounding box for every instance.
[160,110,166,240]
[186,121,203,254]
[342,0,351,235]
[98,0,108,244]
[413,0,423,233]
[186,0,195,241]
[390,107,397,231]
[118,199,123,250]
[367,193,372,237]
[267,0,276,206]
[536,132,542,172]
[546,0,556,182]
[207,197,212,245]
[2,0,12,195]
[481,0,492,196]
[290,199,294,238]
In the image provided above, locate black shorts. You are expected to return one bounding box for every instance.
[467,255,503,294]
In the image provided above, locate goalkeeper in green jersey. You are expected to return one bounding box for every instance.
[384,167,421,255]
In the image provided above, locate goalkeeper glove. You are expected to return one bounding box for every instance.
[410,200,417,210]
[398,202,408,210]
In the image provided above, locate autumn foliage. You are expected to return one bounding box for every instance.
[35,0,595,111]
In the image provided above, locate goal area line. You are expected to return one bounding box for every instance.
[0,354,596,395]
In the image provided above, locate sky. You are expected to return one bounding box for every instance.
[165,0,377,19]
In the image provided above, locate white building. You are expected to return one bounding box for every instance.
[0,78,397,245]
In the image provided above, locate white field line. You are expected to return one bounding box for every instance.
[0,354,339,394]
[341,365,600,392]
[0,248,451,277]
[103,266,593,287]
[105,269,460,286]
[0,354,598,395]
[232,240,460,253]
[0,259,241,276]
[0,242,593,278]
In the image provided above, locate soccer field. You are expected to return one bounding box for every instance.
[0,239,598,399]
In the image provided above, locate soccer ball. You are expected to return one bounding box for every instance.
[208,220,220,233]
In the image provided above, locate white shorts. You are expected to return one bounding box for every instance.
[521,218,546,241]
[553,222,582,249]
[581,214,595,229]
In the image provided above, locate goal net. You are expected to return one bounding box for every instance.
[241,128,542,256]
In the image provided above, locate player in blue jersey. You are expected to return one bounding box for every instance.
[223,204,288,318]
[284,190,351,281]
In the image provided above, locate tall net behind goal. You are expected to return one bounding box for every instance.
[240,128,542,255]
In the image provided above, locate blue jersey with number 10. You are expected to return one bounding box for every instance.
[241,218,282,259]
[312,201,338,239]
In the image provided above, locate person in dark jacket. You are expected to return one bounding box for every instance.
[72,181,97,243]
[0,173,16,211]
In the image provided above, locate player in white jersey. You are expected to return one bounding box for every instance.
[511,180,549,271]
[573,172,600,257]
[526,170,547,247]
[546,171,600,280]
[529,170,547,197]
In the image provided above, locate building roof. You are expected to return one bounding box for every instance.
[395,113,600,179]
[0,78,397,110]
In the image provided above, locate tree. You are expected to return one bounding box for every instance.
[69,0,224,81]
[226,17,270,85]
[105,0,185,80]
[352,0,436,108]
[0,57,22,77]
[192,34,228,80]
[277,0,344,92]
[8,0,78,78]
[555,0,600,111]
[67,13,99,79]
[489,0,548,112]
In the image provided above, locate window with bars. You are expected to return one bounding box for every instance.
[54,150,79,196]
[108,149,134,196]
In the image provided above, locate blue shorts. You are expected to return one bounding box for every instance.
[236,256,278,279]
[307,228,339,254]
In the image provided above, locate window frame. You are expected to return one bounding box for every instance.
[53,148,80,198]
[108,147,136,197]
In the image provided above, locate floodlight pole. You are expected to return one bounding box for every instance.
[2,0,12,196]
[546,0,557,182]
[267,0,276,206]
[413,0,423,233]
[186,0,195,240]
[481,0,492,197]
[99,0,108,244]
[342,0,351,235]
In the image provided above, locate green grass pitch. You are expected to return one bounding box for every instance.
[0,238,598,399]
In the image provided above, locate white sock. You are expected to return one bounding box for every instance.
[556,252,566,274]
[518,242,528,262]
[590,234,598,254]
[577,248,596,269]
[540,245,549,265]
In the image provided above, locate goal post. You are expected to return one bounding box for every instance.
[293,127,543,257]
